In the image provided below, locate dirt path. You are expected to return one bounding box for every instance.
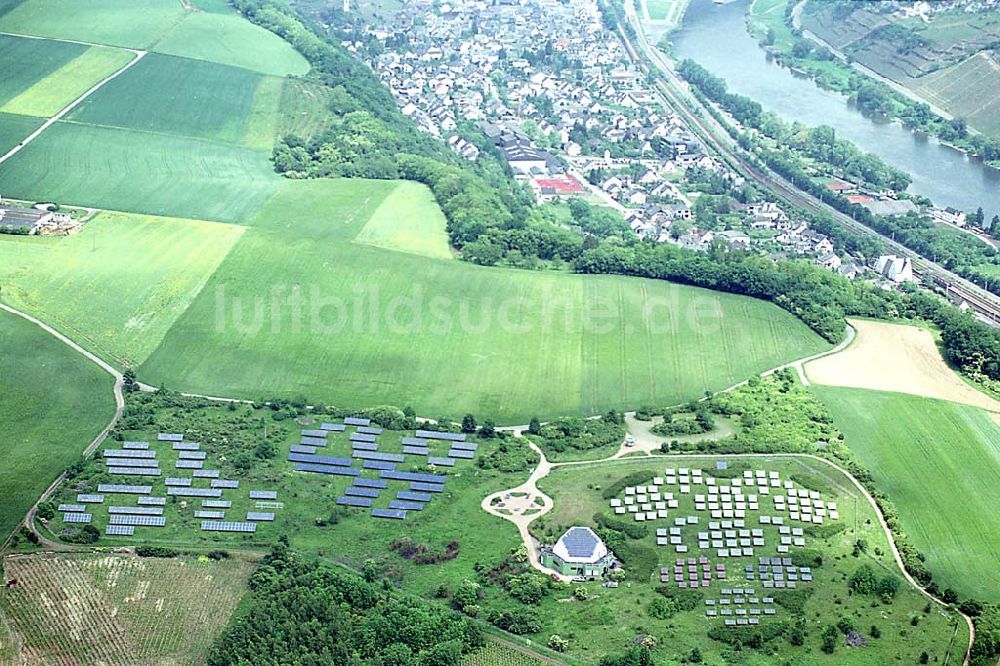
[0,38,145,167]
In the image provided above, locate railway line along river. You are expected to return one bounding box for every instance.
[669,0,1000,220]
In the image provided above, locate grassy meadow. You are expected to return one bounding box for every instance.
[0,0,186,49]
[814,387,1000,602]
[0,310,115,541]
[0,32,87,106]
[355,180,454,259]
[0,111,40,153]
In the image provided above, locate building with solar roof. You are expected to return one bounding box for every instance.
[540,526,616,579]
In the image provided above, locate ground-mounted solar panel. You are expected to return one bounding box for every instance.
[290,444,317,454]
[415,430,466,442]
[122,441,149,449]
[287,452,353,467]
[448,449,476,459]
[401,437,430,447]
[380,470,448,484]
[428,457,456,467]
[353,451,405,463]
[201,521,256,533]
[195,510,225,519]
[294,463,360,477]
[344,417,371,426]
[301,429,328,438]
[300,436,328,447]
[178,451,207,460]
[249,490,278,500]
[202,499,232,508]
[397,491,433,502]
[353,478,387,489]
[77,494,104,503]
[167,487,222,497]
[105,525,135,536]
[63,512,92,523]
[109,467,162,476]
[109,505,164,515]
[165,477,192,487]
[192,469,220,478]
[363,460,396,471]
[104,449,156,459]
[449,441,478,451]
[176,460,203,469]
[58,504,86,513]
[349,432,377,443]
[409,482,445,493]
[356,426,382,435]
[172,442,201,451]
[137,496,166,506]
[158,433,184,442]
[106,457,160,468]
[320,423,346,431]
[402,446,429,456]
[372,508,406,520]
[211,479,239,489]
[109,514,166,527]
[389,500,425,511]
[336,496,372,507]
[98,484,152,494]
[345,486,380,498]
[352,442,378,452]
[247,512,275,521]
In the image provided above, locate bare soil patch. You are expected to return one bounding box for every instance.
[805,319,1000,411]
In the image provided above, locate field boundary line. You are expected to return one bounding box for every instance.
[0,46,146,167]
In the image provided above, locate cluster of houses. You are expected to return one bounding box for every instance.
[0,202,78,235]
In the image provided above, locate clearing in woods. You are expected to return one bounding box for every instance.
[0,309,114,541]
[815,386,1000,602]
[0,554,255,665]
[804,318,1000,411]
[461,641,548,666]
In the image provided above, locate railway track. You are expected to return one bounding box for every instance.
[617,4,1000,326]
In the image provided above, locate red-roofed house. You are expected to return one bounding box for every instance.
[532,174,586,201]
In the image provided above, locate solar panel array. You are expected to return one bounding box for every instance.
[211,479,239,489]
[301,436,327,446]
[352,442,378,451]
[337,496,371,507]
[106,458,160,468]
[389,500,424,511]
[427,457,455,467]
[202,499,232,508]
[77,494,104,503]
[295,463,360,477]
[98,484,152,494]
[109,506,163,515]
[158,433,184,441]
[247,512,275,521]
[195,510,225,519]
[249,490,278,500]
[109,467,162,476]
[410,482,445,493]
[137,496,166,506]
[356,426,382,435]
[380,471,447,484]
[63,512,92,523]
[103,449,156,459]
[403,446,429,456]
[353,451,404,463]
[321,423,346,431]
[288,452,352,467]
[290,444,317,454]
[58,504,85,513]
[353,478,387,489]
[193,469,220,478]
[345,487,380,498]
[173,442,200,451]
[450,441,478,451]
[344,417,370,426]
[301,429,327,438]
[165,477,192,486]
[415,430,466,442]
[201,521,256,533]
[372,508,406,520]
[123,441,149,449]
[109,514,165,527]
[401,437,429,446]
[178,451,207,460]
[363,460,396,471]
[176,460,203,469]
[396,491,433,502]
[167,487,222,497]
[106,525,135,536]
[349,432,377,443]
[448,449,475,459]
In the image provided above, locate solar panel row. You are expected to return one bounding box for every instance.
[402,446,429,456]
[76,494,104,503]
[349,432,377,443]
[158,433,184,441]
[401,437,429,446]
[356,426,382,435]
[195,510,225,519]
[103,449,156,459]
[109,506,163,515]
[201,521,256,533]
[63,512,92,523]
[249,490,278,500]
[109,514,165,527]
[345,486,380,498]
[388,500,425,511]
[288,452,352,467]
[363,460,396,471]
[137,496,166,506]
[172,442,200,451]
[295,463,360,477]
[290,444,317,455]
[372,508,406,519]
[106,457,160,468]
[202,499,232,508]
[178,451,207,460]
[300,436,327,446]
[450,441,478,451]
[352,442,378,452]
[165,477,192,486]
[122,441,149,449]
[380,470,447,484]
[427,457,455,467]
[192,469,220,478]
[247,512,275,521]
[336,496,371,507]
[98,484,152,494]
[109,467,162,476]
[448,449,476,459]
[414,430,466,442]
[344,417,371,426]
[105,525,135,536]
[301,429,328,438]
[353,478,388,489]
[353,451,404,463]
[58,504,85,512]
[320,423,346,431]
[211,479,239,489]
[410,482,445,493]
[167,487,222,497]
[396,491,433,502]
[176,460,204,469]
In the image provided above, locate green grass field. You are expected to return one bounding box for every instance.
[136,177,827,421]
[67,53,265,145]
[912,52,1000,137]
[814,387,1000,602]
[0,211,244,366]
[535,455,963,664]
[355,180,453,259]
[0,111,41,154]
[0,33,86,107]
[152,11,310,77]
[1,45,134,118]
[0,309,115,541]
[0,0,186,49]
[276,79,336,141]
[0,121,280,221]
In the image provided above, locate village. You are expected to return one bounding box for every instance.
[337,0,924,288]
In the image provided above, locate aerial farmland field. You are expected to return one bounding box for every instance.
[0,0,186,49]
[0,553,255,665]
[814,387,1000,602]
[0,111,40,154]
[0,310,114,541]
[0,33,87,107]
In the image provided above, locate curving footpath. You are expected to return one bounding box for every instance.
[0,305,971,663]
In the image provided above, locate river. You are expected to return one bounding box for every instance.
[669,0,1000,220]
